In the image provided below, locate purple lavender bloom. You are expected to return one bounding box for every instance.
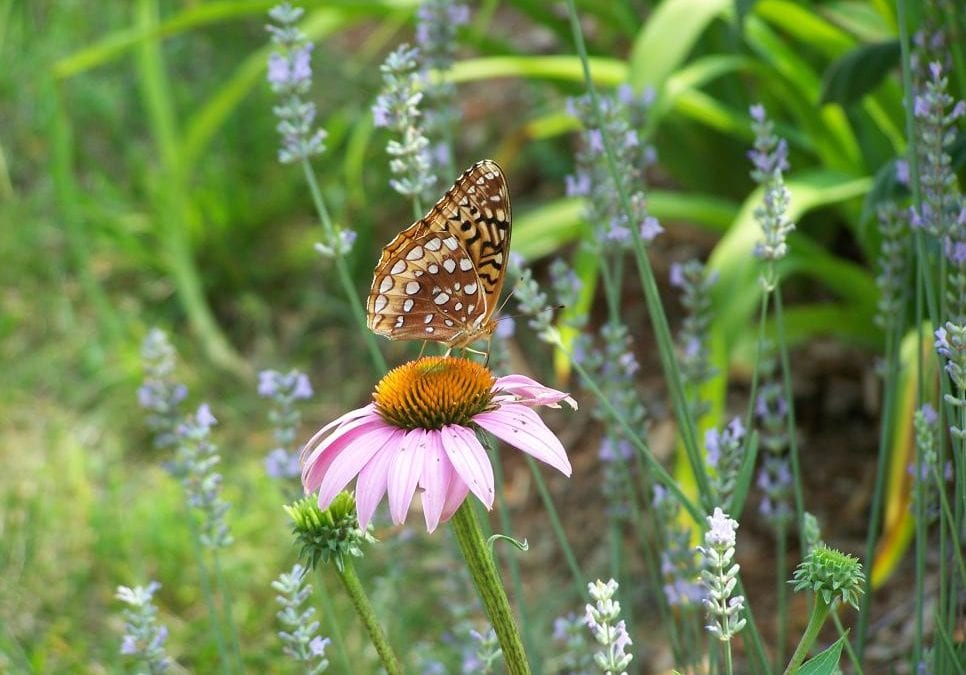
[895,159,910,185]
[565,171,591,197]
[669,262,685,288]
[639,215,663,242]
[265,448,301,479]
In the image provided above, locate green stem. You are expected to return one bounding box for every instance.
[450,501,531,675]
[783,596,831,675]
[561,0,709,503]
[314,571,354,675]
[775,524,788,672]
[831,612,864,675]
[856,326,899,655]
[566,349,703,522]
[487,439,541,670]
[336,561,403,675]
[300,159,387,375]
[772,287,807,551]
[186,517,231,675]
[523,455,587,598]
[212,551,243,673]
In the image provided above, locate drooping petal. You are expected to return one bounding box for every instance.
[439,424,495,509]
[419,431,454,532]
[474,402,572,476]
[387,428,427,525]
[439,473,470,523]
[492,374,577,410]
[316,424,399,509]
[302,414,387,492]
[354,429,405,529]
[300,403,377,463]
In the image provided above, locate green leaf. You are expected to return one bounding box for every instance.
[755,0,855,56]
[820,41,900,105]
[628,0,731,90]
[797,634,847,675]
[449,55,627,86]
[859,158,908,226]
[708,169,873,353]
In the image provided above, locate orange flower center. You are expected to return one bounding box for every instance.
[373,356,495,430]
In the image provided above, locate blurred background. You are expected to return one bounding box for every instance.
[1,0,963,672]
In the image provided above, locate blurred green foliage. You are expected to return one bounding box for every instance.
[1,0,963,671]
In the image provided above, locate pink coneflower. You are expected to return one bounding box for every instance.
[301,356,576,532]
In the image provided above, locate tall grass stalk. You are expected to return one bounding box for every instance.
[135,0,247,377]
[561,0,710,505]
[300,160,387,375]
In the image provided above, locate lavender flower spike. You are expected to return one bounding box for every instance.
[266,3,327,164]
[749,104,795,274]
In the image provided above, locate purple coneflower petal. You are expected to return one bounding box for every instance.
[474,403,572,476]
[302,413,386,492]
[387,429,427,524]
[300,403,376,464]
[355,430,404,528]
[419,432,452,532]
[316,423,398,509]
[493,374,578,410]
[440,424,495,509]
[440,472,470,523]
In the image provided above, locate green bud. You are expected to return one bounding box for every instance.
[790,544,865,610]
[285,492,377,572]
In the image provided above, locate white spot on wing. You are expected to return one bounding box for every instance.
[443,259,456,273]
[373,295,388,313]
[442,237,458,251]
[403,298,414,312]
[406,246,424,261]
[424,315,433,324]
[428,263,439,274]
[464,282,477,294]
[394,316,405,327]
[379,277,393,293]
[405,281,420,295]
[459,258,472,271]
[390,260,406,275]
[425,238,442,251]
[425,326,434,334]
[434,292,450,305]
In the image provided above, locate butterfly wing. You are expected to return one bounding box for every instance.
[367,159,511,345]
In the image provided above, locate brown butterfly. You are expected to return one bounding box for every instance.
[366,159,511,350]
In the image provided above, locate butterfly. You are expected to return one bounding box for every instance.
[366,159,511,351]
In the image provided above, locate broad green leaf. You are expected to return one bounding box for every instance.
[732,303,880,369]
[449,55,627,86]
[822,0,896,40]
[53,0,416,79]
[513,199,584,260]
[708,169,873,353]
[755,0,855,56]
[628,0,731,90]
[515,191,738,260]
[820,41,900,105]
[744,17,862,172]
[859,158,908,227]
[798,635,847,675]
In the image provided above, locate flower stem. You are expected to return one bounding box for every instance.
[783,596,831,675]
[300,158,387,376]
[336,560,403,675]
[450,501,531,675]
